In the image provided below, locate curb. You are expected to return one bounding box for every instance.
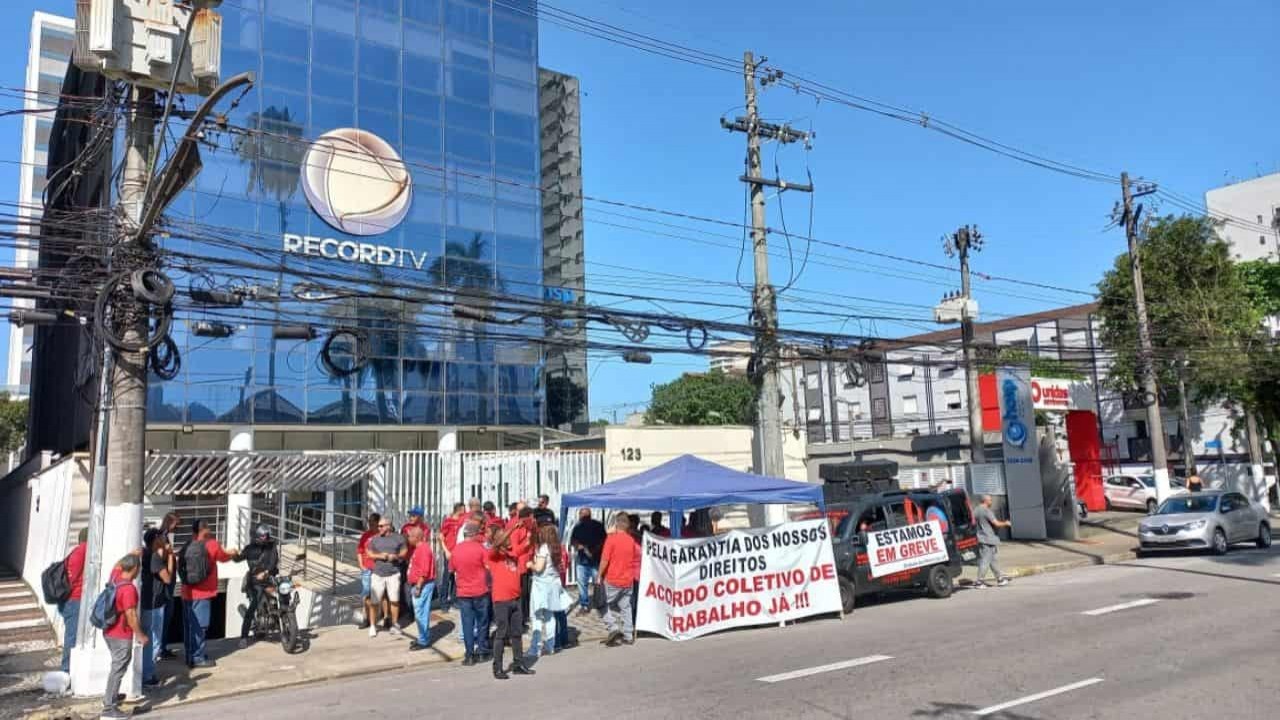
[1006,549,1137,579]
[25,625,615,719]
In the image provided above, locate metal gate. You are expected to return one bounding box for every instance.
[382,450,605,525]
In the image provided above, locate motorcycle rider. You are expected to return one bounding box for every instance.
[238,525,280,649]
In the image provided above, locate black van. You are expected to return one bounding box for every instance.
[814,488,978,614]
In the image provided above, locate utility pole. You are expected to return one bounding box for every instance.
[943,226,986,465]
[1120,172,1172,502]
[721,51,812,479]
[1176,354,1196,477]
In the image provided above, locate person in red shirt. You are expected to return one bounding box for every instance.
[649,512,671,538]
[180,519,237,668]
[405,526,436,651]
[449,523,491,665]
[57,527,88,673]
[356,513,381,630]
[400,506,430,541]
[485,526,533,680]
[598,513,639,647]
[439,503,467,612]
[101,553,146,720]
[508,508,537,625]
[482,502,504,532]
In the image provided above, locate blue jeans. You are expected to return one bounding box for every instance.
[184,598,211,665]
[360,569,372,599]
[57,599,79,673]
[554,610,569,649]
[575,563,598,609]
[456,595,490,657]
[411,581,435,647]
[141,606,165,681]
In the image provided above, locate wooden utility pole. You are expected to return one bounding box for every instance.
[1121,172,1172,502]
[722,51,812,478]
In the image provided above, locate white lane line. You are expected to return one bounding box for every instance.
[0,603,38,613]
[1081,598,1160,616]
[0,618,45,631]
[973,678,1105,716]
[756,654,893,683]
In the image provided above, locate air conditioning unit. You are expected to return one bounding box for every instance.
[73,1,222,95]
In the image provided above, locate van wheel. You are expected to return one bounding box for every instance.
[838,576,856,615]
[926,565,953,599]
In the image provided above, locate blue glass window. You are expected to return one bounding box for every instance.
[404,0,441,25]
[496,233,539,268]
[221,7,261,52]
[404,55,443,93]
[312,65,356,102]
[187,386,251,424]
[493,80,535,115]
[262,56,309,91]
[359,76,400,112]
[445,126,491,163]
[448,393,496,425]
[359,40,401,82]
[447,363,495,393]
[265,0,311,23]
[410,190,446,225]
[494,110,535,142]
[495,51,535,83]
[495,139,536,171]
[264,17,310,60]
[499,395,541,425]
[357,391,402,424]
[314,0,356,34]
[311,97,355,132]
[497,265,541,297]
[404,88,441,120]
[402,393,443,424]
[253,387,307,423]
[357,109,399,145]
[447,37,490,70]
[445,99,490,132]
[498,365,539,394]
[222,47,260,78]
[308,390,354,424]
[403,358,443,391]
[403,22,443,58]
[448,194,494,230]
[405,118,443,154]
[313,29,356,70]
[493,13,536,56]
[496,202,539,237]
[148,383,184,423]
[359,1,401,44]
[448,68,490,105]
[445,1,490,43]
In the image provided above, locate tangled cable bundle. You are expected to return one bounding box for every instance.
[319,328,371,378]
[93,269,175,352]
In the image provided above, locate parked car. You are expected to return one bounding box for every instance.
[1137,491,1271,556]
[820,488,979,614]
[1104,474,1186,514]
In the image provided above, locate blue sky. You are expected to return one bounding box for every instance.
[1,1,1277,421]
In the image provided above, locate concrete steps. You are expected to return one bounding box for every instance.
[0,568,57,703]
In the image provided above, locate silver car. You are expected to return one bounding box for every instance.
[1137,491,1272,556]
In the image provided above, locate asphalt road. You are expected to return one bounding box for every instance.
[155,545,1280,720]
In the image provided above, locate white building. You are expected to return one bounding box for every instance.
[4,13,75,398]
[707,339,751,376]
[1205,172,1280,263]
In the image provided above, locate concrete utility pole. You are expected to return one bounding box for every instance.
[946,226,986,465]
[721,51,812,479]
[1120,171,1172,502]
[1176,355,1197,477]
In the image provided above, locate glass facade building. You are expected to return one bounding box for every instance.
[143,0,555,428]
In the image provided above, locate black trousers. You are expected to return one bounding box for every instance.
[240,582,267,639]
[491,599,524,672]
[520,574,532,622]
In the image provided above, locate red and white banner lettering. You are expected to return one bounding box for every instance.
[865,520,948,578]
[636,519,842,641]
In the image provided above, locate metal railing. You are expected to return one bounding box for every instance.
[237,504,363,596]
[165,502,229,549]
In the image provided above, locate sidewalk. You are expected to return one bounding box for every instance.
[25,600,612,719]
[959,510,1146,583]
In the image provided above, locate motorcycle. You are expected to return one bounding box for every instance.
[251,575,302,653]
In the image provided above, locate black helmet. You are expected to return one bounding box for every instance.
[253,524,271,542]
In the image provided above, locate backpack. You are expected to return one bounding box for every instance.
[178,538,210,586]
[41,559,72,605]
[89,580,125,630]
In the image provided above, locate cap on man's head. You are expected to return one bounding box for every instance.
[409,506,424,517]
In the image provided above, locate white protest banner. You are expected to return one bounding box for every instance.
[636,519,842,641]
[865,520,948,578]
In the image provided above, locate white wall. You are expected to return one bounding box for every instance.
[1206,173,1280,263]
[602,425,807,481]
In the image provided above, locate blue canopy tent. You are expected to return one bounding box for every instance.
[559,454,826,538]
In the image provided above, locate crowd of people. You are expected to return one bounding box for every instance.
[351,495,692,680]
[50,510,284,718]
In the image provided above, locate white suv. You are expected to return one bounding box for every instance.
[1104,474,1187,514]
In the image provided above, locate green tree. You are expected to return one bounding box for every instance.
[546,374,587,427]
[644,371,757,425]
[0,394,28,455]
[1096,215,1260,402]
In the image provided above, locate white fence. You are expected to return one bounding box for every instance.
[380,450,605,525]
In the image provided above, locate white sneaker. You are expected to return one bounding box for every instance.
[997,577,1011,587]
[369,626,378,639]
[388,626,403,638]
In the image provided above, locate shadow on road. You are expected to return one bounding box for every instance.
[1116,549,1280,586]
[911,700,1038,719]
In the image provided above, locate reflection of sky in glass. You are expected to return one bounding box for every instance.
[149,1,545,426]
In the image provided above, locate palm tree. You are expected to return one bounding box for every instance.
[428,233,498,421]
[233,106,304,421]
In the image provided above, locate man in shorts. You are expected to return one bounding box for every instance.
[367,517,407,637]
[356,513,381,629]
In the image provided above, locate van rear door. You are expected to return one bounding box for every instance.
[946,489,979,562]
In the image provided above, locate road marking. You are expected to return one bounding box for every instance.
[756,654,893,683]
[973,678,1105,716]
[0,603,38,613]
[0,618,45,631]
[1081,598,1160,616]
